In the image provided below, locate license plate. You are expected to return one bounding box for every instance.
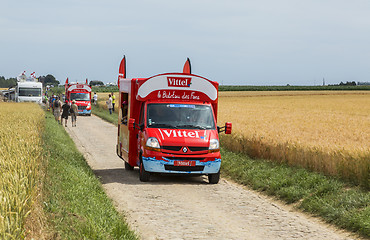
[174,160,196,166]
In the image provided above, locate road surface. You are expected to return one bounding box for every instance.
[65,115,356,240]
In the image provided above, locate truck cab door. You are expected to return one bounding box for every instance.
[118,92,129,160]
[137,103,146,156]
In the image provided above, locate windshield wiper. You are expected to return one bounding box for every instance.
[176,124,207,130]
[150,123,178,129]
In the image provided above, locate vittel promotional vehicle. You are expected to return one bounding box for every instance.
[116,56,232,183]
[65,78,92,115]
[15,71,43,104]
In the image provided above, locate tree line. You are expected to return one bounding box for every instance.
[0,76,17,88]
[0,75,108,88]
[0,74,60,88]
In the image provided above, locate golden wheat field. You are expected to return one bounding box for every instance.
[0,103,45,238]
[218,91,370,187]
[95,92,118,110]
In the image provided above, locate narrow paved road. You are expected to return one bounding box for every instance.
[65,115,356,240]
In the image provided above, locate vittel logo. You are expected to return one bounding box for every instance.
[162,130,200,138]
[167,77,192,87]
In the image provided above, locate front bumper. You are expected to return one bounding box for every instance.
[142,156,221,174]
[78,109,91,115]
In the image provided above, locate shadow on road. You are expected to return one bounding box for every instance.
[93,168,209,186]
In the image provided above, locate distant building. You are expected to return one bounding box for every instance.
[357,81,370,85]
[106,82,117,86]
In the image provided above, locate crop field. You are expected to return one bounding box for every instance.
[218,91,370,188]
[95,92,118,111]
[0,103,45,238]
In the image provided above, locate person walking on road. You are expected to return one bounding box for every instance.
[61,100,71,127]
[53,96,62,124]
[70,100,78,127]
[111,92,116,112]
[93,92,98,106]
[50,95,56,113]
[106,94,113,114]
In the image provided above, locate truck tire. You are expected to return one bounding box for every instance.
[139,161,150,182]
[208,171,220,184]
[125,161,134,171]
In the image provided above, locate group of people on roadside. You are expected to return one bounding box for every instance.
[51,96,78,127]
[92,92,117,115]
[48,92,116,127]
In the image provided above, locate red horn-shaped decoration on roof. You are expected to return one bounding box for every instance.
[119,55,126,78]
[65,78,69,92]
[118,55,126,89]
[86,78,88,84]
[183,58,191,74]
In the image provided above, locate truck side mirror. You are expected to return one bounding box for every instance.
[225,122,232,134]
[217,122,232,134]
[128,118,135,130]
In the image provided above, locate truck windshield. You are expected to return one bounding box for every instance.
[70,93,90,101]
[18,88,41,97]
[147,104,216,130]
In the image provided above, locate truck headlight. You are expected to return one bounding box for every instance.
[209,139,219,152]
[87,102,91,109]
[145,137,160,151]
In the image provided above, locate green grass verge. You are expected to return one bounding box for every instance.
[91,104,119,125]
[42,111,138,239]
[220,148,369,238]
[89,104,369,238]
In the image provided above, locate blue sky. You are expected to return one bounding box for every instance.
[1,0,370,85]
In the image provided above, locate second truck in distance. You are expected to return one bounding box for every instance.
[65,78,92,115]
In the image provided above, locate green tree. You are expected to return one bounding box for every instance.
[90,80,104,86]
[39,74,60,86]
[0,76,17,88]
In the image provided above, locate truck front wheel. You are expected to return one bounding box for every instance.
[139,161,150,182]
[208,171,220,184]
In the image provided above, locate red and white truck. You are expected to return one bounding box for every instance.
[65,78,92,115]
[116,56,232,183]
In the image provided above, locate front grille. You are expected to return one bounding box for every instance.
[162,146,208,152]
[78,106,86,110]
[164,165,204,172]
[164,157,205,161]
[162,146,182,151]
[188,146,208,151]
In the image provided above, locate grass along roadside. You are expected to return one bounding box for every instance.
[42,110,137,239]
[221,148,369,238]
[91,105,369,238]
[91,102,119,125]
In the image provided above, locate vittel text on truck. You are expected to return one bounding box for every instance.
[116,56,232,184]
[65,78,92,115]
